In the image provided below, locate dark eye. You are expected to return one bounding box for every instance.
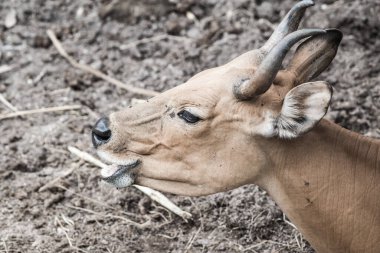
[177,110,201,124]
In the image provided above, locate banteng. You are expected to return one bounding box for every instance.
[92,1,380,252]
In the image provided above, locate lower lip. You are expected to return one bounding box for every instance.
[102,160,140,182]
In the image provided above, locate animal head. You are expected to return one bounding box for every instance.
[92,0,342,196]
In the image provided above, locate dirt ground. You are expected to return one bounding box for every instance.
[0,0,379,252]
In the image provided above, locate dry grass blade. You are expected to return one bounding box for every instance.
[67,146,192,220]
[65,204,150,229]
[46,29,159,97]
[0,94,18,112]
[0,105,81,121]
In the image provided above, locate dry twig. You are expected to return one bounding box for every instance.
[68,146,105,168]
[38,166,77,192]
[55,215,89,253]
[0,105,81,121]
[242,241,266,252]
[57,184,117,211]
[0,61,30,75]
[0,44,27,52]
[134,185,192,220]
[184,226,202,252]
[0,64,18,75]
[56,183,139,218]
[67,146,192,220]
[0,94,18,112]
[283,214,298,230]
[46,29,159,97]
[55,216,73,247]
[1,239,8,253]
[32,67,47,85]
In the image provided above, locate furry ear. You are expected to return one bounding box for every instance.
[287,29,342,84]
[274,81,332,138]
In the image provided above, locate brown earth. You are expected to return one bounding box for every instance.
[0,0,379,252]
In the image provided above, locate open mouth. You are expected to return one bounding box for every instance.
[101,160,141,188]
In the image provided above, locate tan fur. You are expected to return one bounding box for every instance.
[260,120,380,252]
[96,64,380,253]
[93,2,380,252]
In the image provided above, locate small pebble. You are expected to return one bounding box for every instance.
[5,9,17,29]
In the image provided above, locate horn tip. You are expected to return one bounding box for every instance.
[322,29,343,46]
[326,28,343,41]
[298,0,315,8]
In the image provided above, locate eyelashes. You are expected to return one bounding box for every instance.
[177,110,201,124]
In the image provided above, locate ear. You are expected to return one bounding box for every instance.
[287,29,342,84]
[274,81,332,139]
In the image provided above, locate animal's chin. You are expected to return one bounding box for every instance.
[100,160,141,188]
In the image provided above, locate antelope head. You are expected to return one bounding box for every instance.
[92,0,342,196]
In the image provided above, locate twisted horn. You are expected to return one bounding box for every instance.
[234,29,326,100]
[262,0,315,53]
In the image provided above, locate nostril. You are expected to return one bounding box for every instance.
[93,117,111,138]
[92,117,111,147]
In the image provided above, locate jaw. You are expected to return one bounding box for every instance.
[97,150,141,188]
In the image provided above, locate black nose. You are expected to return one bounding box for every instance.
[92,117,111,148]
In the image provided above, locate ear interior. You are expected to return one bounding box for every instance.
[275,81,332,138]
[287,29,342,84]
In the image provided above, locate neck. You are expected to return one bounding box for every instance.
[259,119,380,253]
